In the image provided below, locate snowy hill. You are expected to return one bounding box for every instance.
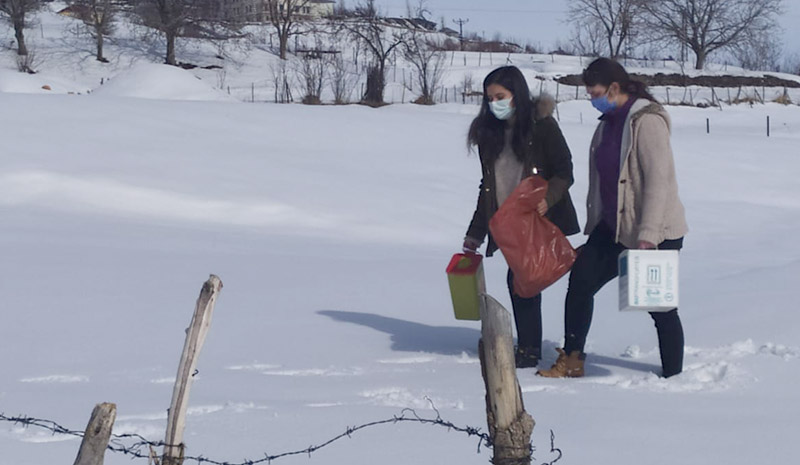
[1,4,800,465]
[3,3,800,105]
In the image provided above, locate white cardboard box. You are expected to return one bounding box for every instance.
[618,250,680,312]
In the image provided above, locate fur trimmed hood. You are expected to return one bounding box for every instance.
[533,94,557,121]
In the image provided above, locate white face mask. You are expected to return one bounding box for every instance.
[489,98,515,120]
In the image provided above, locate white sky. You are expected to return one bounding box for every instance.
[372,0,800,61]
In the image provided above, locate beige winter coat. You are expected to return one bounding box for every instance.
[585,98,688,248]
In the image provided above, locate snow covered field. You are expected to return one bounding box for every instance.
[2,89,799,465]
[2,5,800,465]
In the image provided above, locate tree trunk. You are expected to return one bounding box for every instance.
[96,30,105,62]
[612,34,625,60]
[279,30,288,59]
[364,64,385,105]
[166,31,177,65]
[14,19,28,56]
[694,49,706,70]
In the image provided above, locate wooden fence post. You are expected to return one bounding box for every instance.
[163,275,223,465]
[74,403,117,465]
[479,294,534,465]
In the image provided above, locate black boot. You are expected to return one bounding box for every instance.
[514,346,541,368]
[651,310,684,378]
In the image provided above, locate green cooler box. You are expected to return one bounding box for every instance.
[446,253,486,320]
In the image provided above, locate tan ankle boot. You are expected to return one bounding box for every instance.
[536,348,585,378]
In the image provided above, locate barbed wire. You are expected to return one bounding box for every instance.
[1,401,561,465]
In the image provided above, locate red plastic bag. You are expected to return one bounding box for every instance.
[489,176,577,298]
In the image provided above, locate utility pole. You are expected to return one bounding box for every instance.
[453,17,469,51]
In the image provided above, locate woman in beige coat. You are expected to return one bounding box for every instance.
[538,58,688,379]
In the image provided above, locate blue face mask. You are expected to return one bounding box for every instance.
[591,94,617,114]
[489,98,515,120]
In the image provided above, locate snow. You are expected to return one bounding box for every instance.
[92,63,234,102]
[0,69,90,94]
[1,6,799,465]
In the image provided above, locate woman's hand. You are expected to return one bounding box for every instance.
[637,240,657,250]
[463,237,482,254]
[536,199,548,216]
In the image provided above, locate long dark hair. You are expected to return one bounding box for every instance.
[582,58,657,102]
[467,66,534,163]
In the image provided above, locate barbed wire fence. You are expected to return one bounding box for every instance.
[0,401,563,465]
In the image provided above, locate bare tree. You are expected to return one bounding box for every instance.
[402,30,445,104]
[344,0,405,105]
[566,0,647,59]
[294,53,326,104]
[0,0,41,57]
[265,0,312,60]
[405,0,430,19]
[730,28,783,71]
[643,0,783,70]
[328,52,358,104]
[133,0,236,65]
[460,72,473,91]
[570,16,605,57]
[69,0,120,62]
[783,52,800,76]
[15,46,39,72]
[270,59,294,103]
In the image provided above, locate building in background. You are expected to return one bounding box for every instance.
[216,0,335,24]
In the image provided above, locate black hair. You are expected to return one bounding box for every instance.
[467,66,534,163]
[582,58,657,102]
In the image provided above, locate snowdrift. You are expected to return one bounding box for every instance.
[91,63,233,102]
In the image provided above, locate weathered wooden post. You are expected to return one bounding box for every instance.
[555,83,561,121]
[163,275,223,465]
[479,294,534,465]
[74,403,117,465]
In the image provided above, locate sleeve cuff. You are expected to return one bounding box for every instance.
[637,230,662,247]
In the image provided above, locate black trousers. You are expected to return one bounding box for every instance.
[563,222,685,377]
[507,269,542,357]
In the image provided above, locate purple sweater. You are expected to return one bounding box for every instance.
[595,98,635,232]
